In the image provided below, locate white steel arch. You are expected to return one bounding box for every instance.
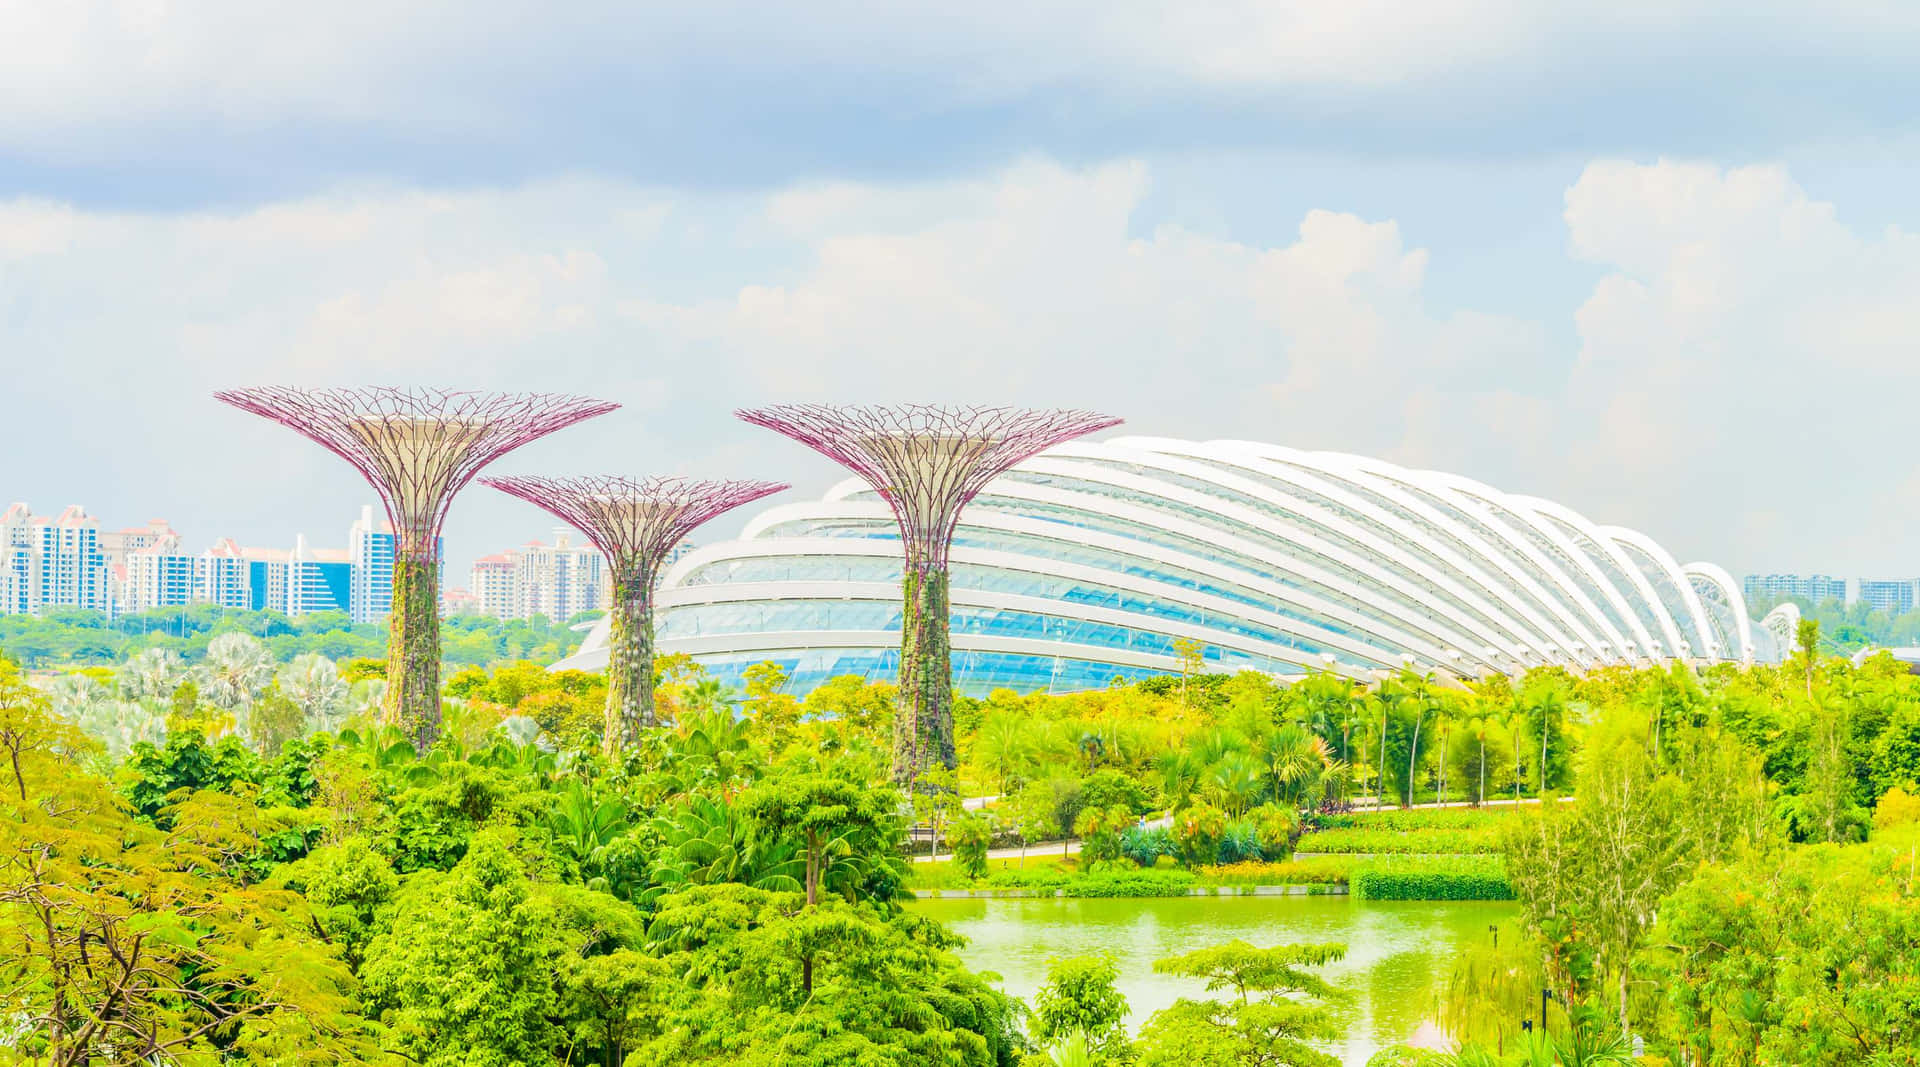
[556,437,1769,691]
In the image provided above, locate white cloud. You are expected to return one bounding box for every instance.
[1561,160,1920,570]
[6,1,1920,151]
[6,155,1920,576]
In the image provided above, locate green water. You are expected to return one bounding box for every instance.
[912,895,1517,1066]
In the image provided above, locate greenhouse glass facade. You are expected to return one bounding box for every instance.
[554,437,1776,694]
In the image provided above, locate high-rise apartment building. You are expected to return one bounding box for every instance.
[469,552,518,619]
[513,533,605,622]
[199,539,253,609]
[99,518,177,569]
[29,506,112,614]
[242,548,288,613]
[1742,573,1850,605]
[348,505,441,623]
[349,505,395,624]
[442,587,481,616]
[287,535,353,617]
[1,504,37,616]
[1857,578,1920,617]
[464,531,609,621]
[123,534,198,612]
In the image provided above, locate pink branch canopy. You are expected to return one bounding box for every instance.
[215,386,619,559]
[480,475,788,582]
[735,403,1121,568]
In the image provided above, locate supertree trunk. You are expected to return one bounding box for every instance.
[894,562,956,785]
[604,569,655,755]
[387,555,443,748]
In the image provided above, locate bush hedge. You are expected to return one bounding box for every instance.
[1309,807,1517,833]
[1349,857,1513,901]
[1293,826,1501,855]
[1196,858,1355,886]
[982,867,1197,897]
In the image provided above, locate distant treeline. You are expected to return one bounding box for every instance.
[1748,593,1920,652]
[0,604,596,668]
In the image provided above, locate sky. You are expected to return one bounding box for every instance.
[5,2,1920,579]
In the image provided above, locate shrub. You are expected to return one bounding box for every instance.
[1067,870,1195,897]
[949,811,993,880]
[1349,857,1512,901]
[1294,826,1500,855]
[1875,786,1920,829]
[1197,858,1354,886]
[1073,804,1135,865]
[1249,804,1299,860]
[1216,817,1263,864]
[1120,823,1177,867]
[1080,768,1156,815]
[1173,802,1227,866]
[985,866,1071,889]
[982,866,1194,897]
[1308,807,1514,833]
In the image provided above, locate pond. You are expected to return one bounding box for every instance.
[911,894,1518,1066]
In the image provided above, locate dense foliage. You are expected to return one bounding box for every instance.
[0,604,590,668]
[0,654,1021,1066]
[9,613,1920,1064]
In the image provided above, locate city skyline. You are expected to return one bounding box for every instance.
[0,499,622,623]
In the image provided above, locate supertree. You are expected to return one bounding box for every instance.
[214,387,618,749]
[480,475,787,753]
[736,404,1121,787]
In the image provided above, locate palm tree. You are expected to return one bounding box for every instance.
[1202,751,1265,816]
[1369,681,1396,810]
[1518,681,1569,794]
[1252,723,1326,809]
[974,711,1032,795]
[1431,690,1467,802]
[1404,691,1430,809]
[117,648,186,703]
[1154,749,1202,811]
[683,678,738,717]
[279,652,347,731]
[200,632,274,711]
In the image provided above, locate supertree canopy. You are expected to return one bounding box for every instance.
[215,387,618,748]
[736,403,1121,786]
[481,475,787,753]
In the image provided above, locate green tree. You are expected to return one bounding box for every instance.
[640,883,1024,1065]
[1516,678,1574,794]
[949,810,994,880]
[252,682,308,756]
[974,710,1035,795]
[1136,940,1347,1067]
[0,667,378,1064]
[1014,775,1086,855]
[279,834,399,972]
[362,830,564,1066]
[740,767,906,909]
[1446,715,1511,807]
[1031,954,1130,1062]
[1642,836,1920,1066]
